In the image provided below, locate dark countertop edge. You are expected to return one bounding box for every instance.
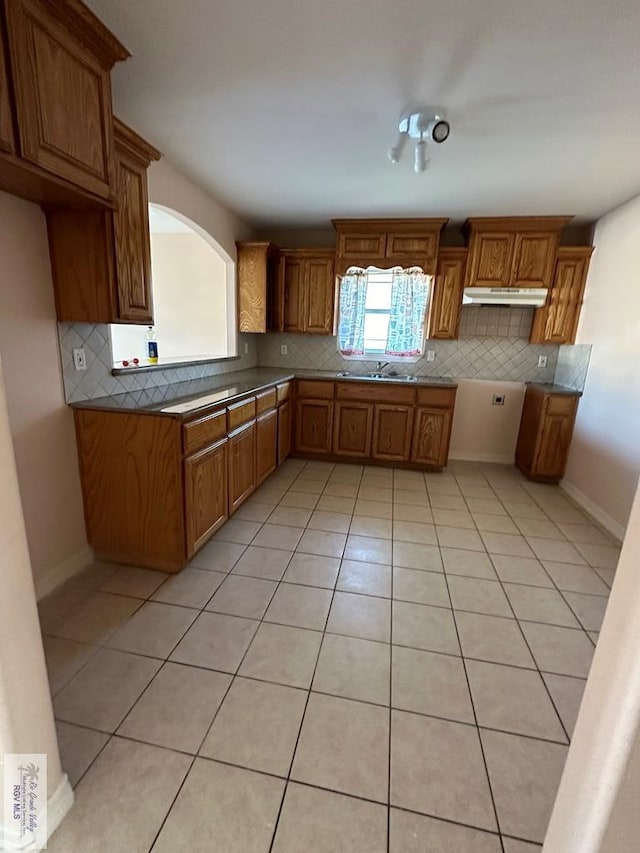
[527,382,583,396]
[70,368,459,418]
[112,355,240,375]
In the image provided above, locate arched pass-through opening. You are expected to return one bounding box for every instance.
[110,204,237,366]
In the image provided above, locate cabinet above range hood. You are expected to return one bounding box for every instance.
[462,287,548,307]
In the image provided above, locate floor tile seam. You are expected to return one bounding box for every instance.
[387,552,394,851]
[485,556,575,744]
[269,482,362,853]
[440,564,504,845]
[526,559,602,643]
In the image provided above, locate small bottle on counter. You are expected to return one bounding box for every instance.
[146,326,159,363]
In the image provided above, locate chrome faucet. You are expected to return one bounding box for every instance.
[375,361,390,372]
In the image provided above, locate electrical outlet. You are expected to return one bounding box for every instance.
[538,355,548,368]
[280,344,288,355]
[426,350,436,363]
[243,342,249,355]
[492,394,505,406]
[72,348,87,371]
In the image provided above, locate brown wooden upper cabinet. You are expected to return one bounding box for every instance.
[47,118,161,323]
[464,217,571,288]
[333,218,447,276]
[282,249,335,335]
[530,247,593,344]
[427,248,467,340]
[236,241,283,333]
[0,25,15,153]
[2,0,129,200]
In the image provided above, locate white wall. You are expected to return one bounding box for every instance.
[449,380,525,464]
[0,192,90,596]
[562,194,640,538]
[544,480,640,852]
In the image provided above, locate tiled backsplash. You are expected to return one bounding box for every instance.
[58,323,258,402]
[257,333,559,383]
[458,306,534,339]
[554,344,592,391]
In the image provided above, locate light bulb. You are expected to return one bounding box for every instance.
[414,139,429,173]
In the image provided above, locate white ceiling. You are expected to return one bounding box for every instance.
[89,0,640,229]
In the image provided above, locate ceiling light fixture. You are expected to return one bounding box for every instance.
[388,109,451,173]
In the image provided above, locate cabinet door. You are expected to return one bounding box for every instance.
[185,438,228,557]
[228,421,256,513]
[531,250,591,344]
[283,256,305,333]
[256,409,277,485]
[278,399,292,464]
[295,399,333,455]
[237,243,269,333]
[333,401,373,458]
[510,231,558,288]
[0,27,15,153]
[371,405,413,462]
[466,232,514,287]
[533,413,575,480]
[428,250,466,339]
[5,0,114,197]
[305,258,335,334]
[411,407,452,468]
[112,145,153,323]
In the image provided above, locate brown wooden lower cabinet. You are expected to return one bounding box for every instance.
[411,407,453,468]
[278,399,292,463]
[228,420,256,513]
[333,401,373,457]
[294,379,456,470]
[516,384,579,482]
[185,438,228,557]
[371,404,413,462]
[256,408,278,485]
[295,398,334,455]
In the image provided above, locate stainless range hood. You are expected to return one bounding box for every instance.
[462,287,548,307]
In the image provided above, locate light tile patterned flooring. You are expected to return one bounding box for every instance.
[40,459,621,853]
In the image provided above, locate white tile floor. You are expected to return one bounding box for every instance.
[39,459,621,852]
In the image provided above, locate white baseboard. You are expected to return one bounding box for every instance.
[560,479,626,543]
[449,451,515,465]
[34,546,94,601]
[1,773,73,850]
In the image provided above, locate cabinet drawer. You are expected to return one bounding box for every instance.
[416,387,456,408]
[545,395,578,417]
[183,409,227,455]
[276,382,291,404]
[337,382,415,405]
[296,380,334,399]
[227,397,256,431]
[256,388,277,414]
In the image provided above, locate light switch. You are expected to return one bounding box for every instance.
[280,344,288,355]
[426,350,436,363]
[538,355,548,368]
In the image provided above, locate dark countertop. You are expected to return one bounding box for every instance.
[70,368,458,418]
[527,382,583,397]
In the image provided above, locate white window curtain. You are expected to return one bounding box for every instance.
[337,269,368,355]
[385,267,430,357]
